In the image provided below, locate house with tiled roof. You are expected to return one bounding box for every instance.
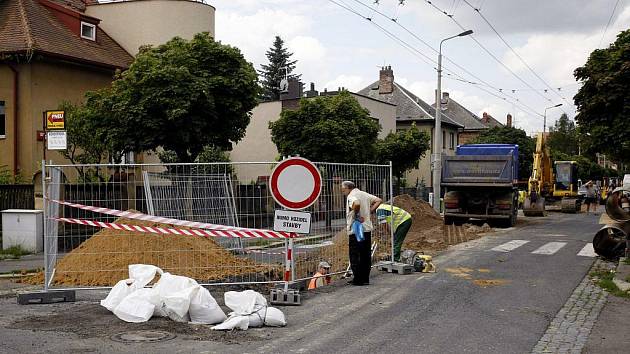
[0,0,215,178]
[433,92,504,144]
[358,66,464,187]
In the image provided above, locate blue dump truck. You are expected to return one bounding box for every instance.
[441,144,519,227]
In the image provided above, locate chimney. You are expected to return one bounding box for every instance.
[305,82,319,98]
[279,78,303,101]
[506,113,513,128]
[442,92,449,102]
[379,66,394,94]
[482,112,489,123]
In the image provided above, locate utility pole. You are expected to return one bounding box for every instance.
[432,29,473,212]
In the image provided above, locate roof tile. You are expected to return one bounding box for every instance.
[0,0,133,69]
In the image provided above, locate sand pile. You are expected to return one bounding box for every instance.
[393,195,448,253]
[22,216,279,287]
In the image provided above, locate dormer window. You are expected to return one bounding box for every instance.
[81,21,96,41]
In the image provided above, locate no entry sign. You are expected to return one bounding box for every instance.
[270,157,322,210]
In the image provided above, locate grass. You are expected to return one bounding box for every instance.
[590,269,630,298]
[624,258,630,265]
[0,246,31,260]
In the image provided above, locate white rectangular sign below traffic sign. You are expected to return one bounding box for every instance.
[47,131,67,150]
[273,210,311,234]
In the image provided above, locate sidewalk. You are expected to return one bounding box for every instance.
[0,253,44,274]
[582,258,630,353]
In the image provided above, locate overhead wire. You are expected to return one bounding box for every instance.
[598,0,621,46]
[344,0,544,117]
[421,0,565,111]
[460,0,573,113]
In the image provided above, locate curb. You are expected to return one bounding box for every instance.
[612,257,630,292]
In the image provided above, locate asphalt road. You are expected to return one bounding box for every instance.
[0,211,603,353]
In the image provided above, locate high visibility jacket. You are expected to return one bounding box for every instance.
[376,204,411,231]
[308,272,331,290]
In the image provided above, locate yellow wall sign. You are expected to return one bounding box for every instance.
[46,110,65,130]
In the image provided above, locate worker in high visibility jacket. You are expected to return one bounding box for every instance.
[308,261,332,290]
[376,204,412,262]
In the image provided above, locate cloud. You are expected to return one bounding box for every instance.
[323,74,369,91]
[215,8,313,65]
[403,0,629,36]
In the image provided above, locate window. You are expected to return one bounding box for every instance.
[0,101,5,138]
[81,22,96,41]
[449,132,455,149]
[442,130,446,149]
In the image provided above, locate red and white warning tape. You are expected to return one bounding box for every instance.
[56,217,296,239]
[50,199,295,239]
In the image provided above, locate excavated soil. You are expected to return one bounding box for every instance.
[296,195,494,279]
[21,216,279,287]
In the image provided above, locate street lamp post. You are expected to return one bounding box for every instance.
[432,29,473,212]
[543,103,563,135]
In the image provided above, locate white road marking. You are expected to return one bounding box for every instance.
[491,240,530,252]
[577,243,597,257]
[532,242,567,255]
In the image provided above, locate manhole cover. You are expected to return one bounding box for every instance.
[110,330,176,343]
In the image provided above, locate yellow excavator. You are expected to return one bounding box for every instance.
[523,133,581,216]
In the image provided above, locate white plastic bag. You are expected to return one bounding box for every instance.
[211,315,249,331]
[153,273,198,318]
[113,289,157,323]
[162,285,197,322]
[224,290,268,315]
[153,273,198,297]
[245,306,286,327]
[188,286,227,325]
[264,307,287,327]
[128,264,163,288]
[100,279,135,312]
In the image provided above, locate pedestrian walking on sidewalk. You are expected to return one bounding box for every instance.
[376,203,412,262]
[584,181,597,214]
[341,181,382,286]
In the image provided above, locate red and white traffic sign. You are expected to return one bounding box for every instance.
[270,157,322,210]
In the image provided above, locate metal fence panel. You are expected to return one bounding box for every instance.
[41,161,392,290]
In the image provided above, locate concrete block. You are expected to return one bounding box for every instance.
[270,289,301,306]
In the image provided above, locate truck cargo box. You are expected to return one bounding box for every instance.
[455,144,519,180]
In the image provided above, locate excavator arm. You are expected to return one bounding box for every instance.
[524,133,553,216]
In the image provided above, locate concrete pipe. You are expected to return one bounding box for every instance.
[592,223,629,259]
[605,188,630,222]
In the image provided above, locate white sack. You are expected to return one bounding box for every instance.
[153,273,198,297]
[188,286,227,325]
[113,294,155,323]
[246,307,286,327]
[162,285,197,322]
[211,315,249,331]
[100,279,135,312]
[128,264,163,288]
[264,307,287,327]
[224,290,268,315]
[152,273,198,318]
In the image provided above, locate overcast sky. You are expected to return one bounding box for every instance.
[214,0,629,134]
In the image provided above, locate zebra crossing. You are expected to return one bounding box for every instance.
[489,240,596,257]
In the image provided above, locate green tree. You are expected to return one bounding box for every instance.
[471,126,535,180]
[59,101,107,166]
[574,29,630,162]
[269,91,380,162]
[94,33,259,163]
[375,124,430,182]
[548,113,579,156]
[259,36,300,101]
